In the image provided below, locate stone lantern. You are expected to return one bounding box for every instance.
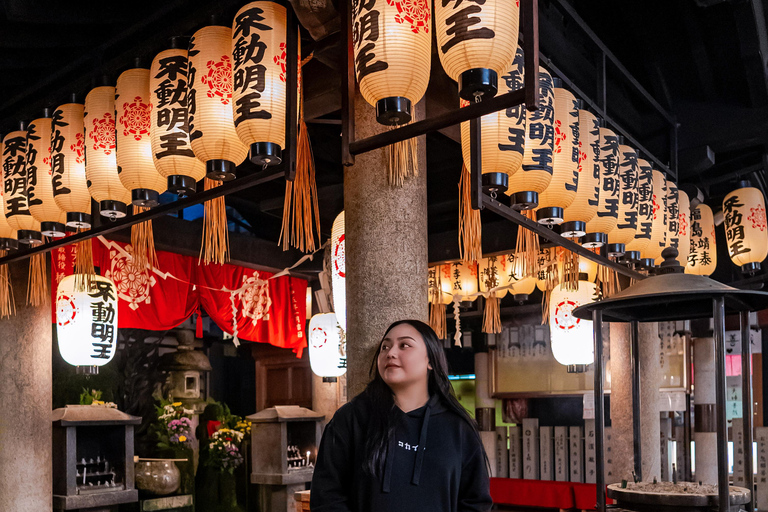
[159,329,211,414]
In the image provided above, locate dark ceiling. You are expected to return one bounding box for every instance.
[0,0,766,283]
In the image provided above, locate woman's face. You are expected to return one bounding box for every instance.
[377,323,432,390]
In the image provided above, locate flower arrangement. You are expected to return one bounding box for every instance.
[79,388,118,408]
[206,428,245,474]
[151,398,195,452]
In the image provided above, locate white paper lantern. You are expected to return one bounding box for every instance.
[308,313,347,377]
[549,280,596,369]
[56,275,118,368]
[331,211,346,332]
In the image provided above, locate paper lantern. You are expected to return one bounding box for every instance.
[722,183,767,273]
[188,25,249,180]
[460,47,526,192]
[562,106,600,237]
[687,203,717,276]
[27,114,67,236]
[676,189,691,267]
[84,85,132,218]
[0,192,17,250]
[625,157,653,256]
[583,125,619,248]
[549,281,596,371]
[308,313,346,377]
[150,45,206,196]
[428,264,453,305]
[579,258,598,283]
[2,127,42,244]
[449,260,478,302]
[116,67,167,207]
[536,247,558,291]
[642,169,667,263]
[536,80,579,226]
[434,0,518,100]
[478,255,508,299]
[56,274,118,368]
[331,211,346,332]
[508,67,554,209]
[232,2,290,165]
[605,141,638,256]
[51,102,92,228]
[656,180,680,265]
[351,0,431,125]
[503,252,535,299]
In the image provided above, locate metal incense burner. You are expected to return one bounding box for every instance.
[573,247,768,512]
[607,482,750,512]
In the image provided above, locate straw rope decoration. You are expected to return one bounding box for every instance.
[74,231,96,292]
[540,251,560,325]
[26,252,48,307]
[387,124,419,187]
[428,265,448,339]
[280,54,321,253]
[482,294,502,334]
[458,163,482,263]
[560,247,579,292]
[514,210,540,278]
[0,250,15,318]
[200,178,229,265]
[131,206,158,272]
[592,247,619,299]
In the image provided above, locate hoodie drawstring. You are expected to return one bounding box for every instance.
[382,430,397,493]
[412,395,437,485]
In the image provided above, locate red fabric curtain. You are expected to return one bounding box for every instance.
[51,237,307,355]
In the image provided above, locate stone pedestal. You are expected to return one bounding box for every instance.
[693,336,717,484]
[0,261,52,511]
[475,351,497,475]
[345,92,428,398]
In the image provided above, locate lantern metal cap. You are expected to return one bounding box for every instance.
[459,68,498,101]
[168,175,197,197]
[41,221,66,237]
[66,212,92,229]
[42,107,53,118]
[512,293,529,303]
[511,191,538,210]
[622,251,641,264]
[249,142,282,168]
[536,207,564,225]
[573,247,768,322]
[560,221,586,238]
[575,99,586,110]
[0,237,18,251]
[206,159,237,181]
[76,365,99,376]
[742,262,761,275]
[567,364,588,374]
[18,230,42,245]
[553,77,564,89]
[375,96,412,126]
[640,258,656,270]
[606,243,625,257]
[582,232,607,248]
[131,189,160,208]
[100,200,128,219]
[482,172,508,194]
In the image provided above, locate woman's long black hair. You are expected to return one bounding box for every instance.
[361,319,487,477]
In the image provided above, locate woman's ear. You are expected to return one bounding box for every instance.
[428,363,433,370]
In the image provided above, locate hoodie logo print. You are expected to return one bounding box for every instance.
[398,441,419,452]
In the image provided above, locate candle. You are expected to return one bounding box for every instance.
[306,451,310,467]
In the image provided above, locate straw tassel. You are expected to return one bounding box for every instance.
[386,123,418,187]
[26,253,48,307]
[279,65,321,253]
[452,299,462,347]
[514,210,540,277]
[482,293,502,334]
[458,163,482,263]
[131,206,158,272]
[593,248,619,299]
[0,250,15,319]
[200,178,230,265]
[560,247,579,292]
[541,250,560,325]
[74,232,96,292]
[429,302,447,339]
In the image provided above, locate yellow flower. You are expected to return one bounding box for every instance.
[179,435,187,442]
[172,402,182,407]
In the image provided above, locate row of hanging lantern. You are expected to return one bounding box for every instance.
[0,1,289,250]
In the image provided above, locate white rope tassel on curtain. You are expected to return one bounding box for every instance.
[229,291,240,347]
[452,298,462,347]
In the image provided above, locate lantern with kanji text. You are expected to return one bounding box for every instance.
[308,313,346,378]
[641,169,667,267]
[549,280,596,372]
[687,203,717,276]
[434,0,518,101]
[56,274,118,372]
[605,138,638,258]
[583,121,618,248]
[722,181,768,274]
[27,112,68,237]
[331,211,346,332]
[51,99,92,228]
[561,102,600,238]
[624,156,653,260]
[449,260,479,302]
[2,123,42,244]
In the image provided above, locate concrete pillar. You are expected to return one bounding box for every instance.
[639,322,661,481]
[345,93,428,398]
[694,336,718,484]
[609,322,635,481]
[312,373,345,425]
[0,261,52,511]
[475,350,497,475]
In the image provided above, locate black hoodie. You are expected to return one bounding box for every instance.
[310,393,492,512]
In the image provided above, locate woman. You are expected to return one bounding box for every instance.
[310,319,492,512]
